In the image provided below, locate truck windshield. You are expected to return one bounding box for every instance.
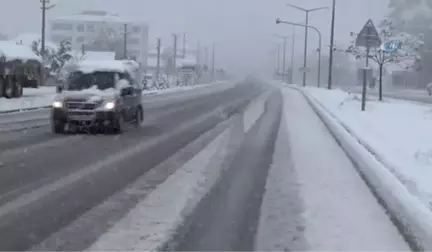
[66,71,118,91]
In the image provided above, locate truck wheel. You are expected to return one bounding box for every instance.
[3,79,13,99]
[51,120,65,134]
[112,115,124,134]
[0,79,4,98]
[134,106,144,128]
[12,81,23,98]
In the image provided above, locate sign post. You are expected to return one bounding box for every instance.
[355,19,381,111]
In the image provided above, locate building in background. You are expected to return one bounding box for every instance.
[48,10,148,68]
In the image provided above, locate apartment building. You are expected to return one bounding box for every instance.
[48,10,148,68]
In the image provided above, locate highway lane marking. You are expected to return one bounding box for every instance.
[0,97,243,220]
[243,90,272,133]
[86,122,232,251]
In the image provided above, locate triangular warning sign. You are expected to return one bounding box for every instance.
[355,19,381,48]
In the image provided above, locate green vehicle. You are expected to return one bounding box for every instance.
[0,41,42,98]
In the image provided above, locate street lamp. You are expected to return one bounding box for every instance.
[286,3,328,87]
[276,18,322,87]
[328,0,336,90]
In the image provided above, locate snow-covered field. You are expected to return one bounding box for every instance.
[0,83,220,113]
[305,86,432,209]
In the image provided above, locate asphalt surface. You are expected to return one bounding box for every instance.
[0,80,267,251]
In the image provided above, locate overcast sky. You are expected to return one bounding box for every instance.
[0,0,390,75]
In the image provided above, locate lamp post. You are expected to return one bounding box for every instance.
[286,3,328,86]
[276,18,322,87]
[328,0,336,89]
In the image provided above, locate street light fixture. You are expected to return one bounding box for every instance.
[286,3,328,87]
[328,0,336,90]
[276,18,322,87]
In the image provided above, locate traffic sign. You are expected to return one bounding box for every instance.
[355,19,381,48]
[380,40,402,52]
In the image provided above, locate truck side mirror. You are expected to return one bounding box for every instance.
[120,86,133,96]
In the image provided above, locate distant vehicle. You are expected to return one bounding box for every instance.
[179,62,198,86]
[0,41,42,98]
[427,83,432,96]
[51,59,144,134]
[141,73,153,89]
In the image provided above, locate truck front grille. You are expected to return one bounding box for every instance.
[66,102,96,110]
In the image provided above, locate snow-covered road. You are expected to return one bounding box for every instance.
[0,79,412,251]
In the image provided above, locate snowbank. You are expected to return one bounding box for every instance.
[0,95,54,113]
[0,83,224,113]
[300,86,432,250]
[306,87,432,207]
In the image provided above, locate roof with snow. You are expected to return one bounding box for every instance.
[10,33,58,51]
[0,41,41,62]
[66,59,139,74]
[52,11,146,25]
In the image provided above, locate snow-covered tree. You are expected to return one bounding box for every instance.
[345,17,423,100]
[386,0,432,87]
[31,39,73,81]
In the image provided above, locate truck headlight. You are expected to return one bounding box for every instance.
[53,101,63,108]
[104,101,115,110]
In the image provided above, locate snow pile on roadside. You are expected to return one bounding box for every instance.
[23,87,56,97]
[0,82,223,113]
[305,86,432,209]
[0,94,55,112]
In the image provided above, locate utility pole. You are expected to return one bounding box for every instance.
[277,44,281,75]
[328,0,336,89]
[182,33,186,58]
[282,37,287,83]
[123,24,128,59]
[40,0,55,86]
[196,40,201,65]
[211,43,215,81]
[172,34,178,75]
[156,38,161,84]
[290,26,295,83]
[204,46,208,67]
[303,11,309,86]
